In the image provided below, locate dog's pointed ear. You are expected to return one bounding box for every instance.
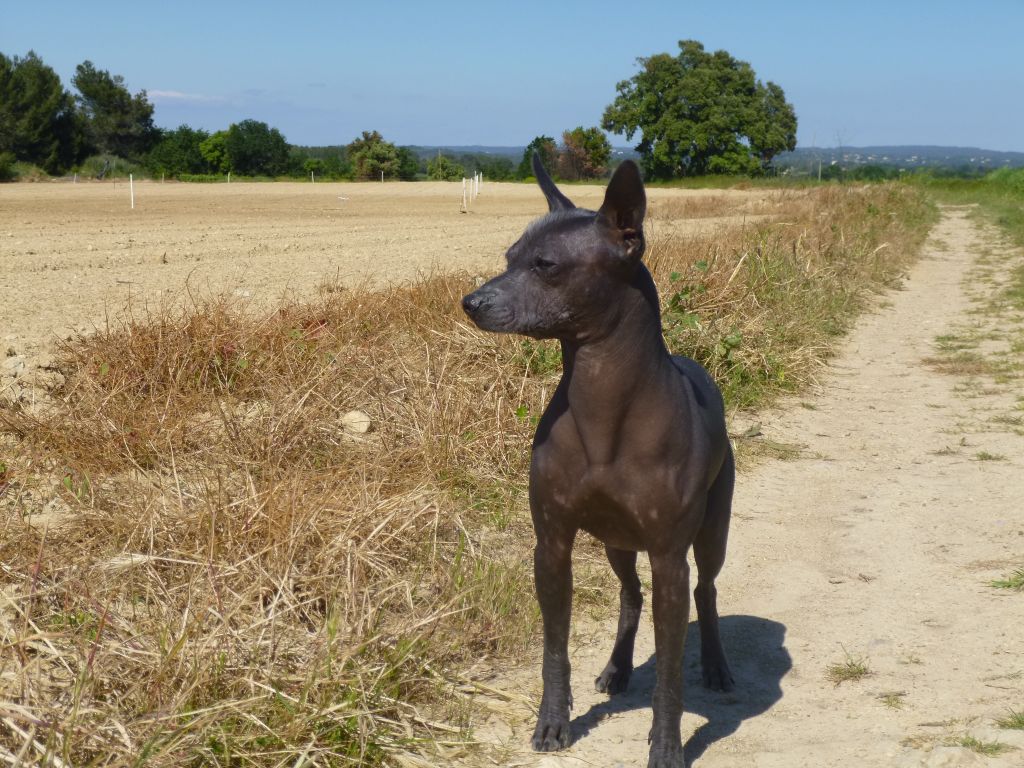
[598,160,646,261]
[532,152,575,212]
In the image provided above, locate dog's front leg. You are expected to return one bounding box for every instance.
[531,530,576,751]
[647,549,691,768]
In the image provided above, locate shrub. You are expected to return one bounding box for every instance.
[0,151,17,181]
[178,173,227,183]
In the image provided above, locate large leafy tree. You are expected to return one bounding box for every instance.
[426,153,464,181]
[146,125,211,177]
[72,60,158,160]
[347,131,400,180]
[396,146,420,180]
[746,81,798,169]
[290,146,352,179]
[476,155,514,181]
[0,51,82,173]
[199,131,229,173]
[558,126,611,180]
[518,135,558,179]
[602,40,797,178]
[224,119,289,176]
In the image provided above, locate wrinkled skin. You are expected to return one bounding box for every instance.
[462,156,734,768]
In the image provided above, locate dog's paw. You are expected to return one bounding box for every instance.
[647,741,686,768]
[531,713,572,752]
[701,652,735,692]
[595,662,632,695]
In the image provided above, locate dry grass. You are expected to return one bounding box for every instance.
[647,184,934,407]
[649,194,746,220]
[1,278,542,765]
[0,183,933,765]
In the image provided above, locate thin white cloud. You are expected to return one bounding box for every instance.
[149,90,220,103]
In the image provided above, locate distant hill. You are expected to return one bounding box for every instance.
[406,145,525,159]
[777,145,1024,171]
[405,145,641,161]
[404,144,1024,171]
[293,143,1024,173]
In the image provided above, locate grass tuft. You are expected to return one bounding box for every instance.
[975,451,1007,462]
[991,568,1024,591]
[826,651,872,685]
[955,735,1014,756]
[878,691,906,709]
[996,709,1024,730]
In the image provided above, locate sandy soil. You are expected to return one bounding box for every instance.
[0,180,772,362]
[467,208,1024,767]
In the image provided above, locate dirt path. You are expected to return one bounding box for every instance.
[467,207,1024,767]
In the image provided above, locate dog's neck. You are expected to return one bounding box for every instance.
[558,265,672,463]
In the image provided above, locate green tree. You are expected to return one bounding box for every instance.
[146,125,211,177]
[477,155,514,181]
[0,151,16,181]
[602,40,797,178]
[347,130,400,180]
[518,135,558,179]
[396,146,421,180]
[426,153,464,181]
[289,145,351,179]
[558,126,611,180]
[199,130,229,173]
[747,81,798,171]
[303,157,324,177]
[223,119,289,176]
[0,51,82,173]
[72,60,158,160]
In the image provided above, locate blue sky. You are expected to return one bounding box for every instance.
[2,0,1021,151]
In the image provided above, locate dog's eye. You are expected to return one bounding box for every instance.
[533,257,558,272]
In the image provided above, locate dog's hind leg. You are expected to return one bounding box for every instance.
[595,546,643,695]
[693,445,735,691]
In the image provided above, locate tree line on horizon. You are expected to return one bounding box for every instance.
[2,41,800,183]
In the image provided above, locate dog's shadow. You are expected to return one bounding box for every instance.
[570,614,790,764]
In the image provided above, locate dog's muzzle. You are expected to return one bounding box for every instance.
[461,291,486,319]
[461,288,516,333]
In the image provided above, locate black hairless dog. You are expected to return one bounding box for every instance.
[462,155,734,768]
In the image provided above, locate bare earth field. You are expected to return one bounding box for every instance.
[0,180,774,362]
[1,183,1021,766]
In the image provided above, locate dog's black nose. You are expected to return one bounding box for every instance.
[462,292,482,316]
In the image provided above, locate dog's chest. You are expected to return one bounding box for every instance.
[542,455,681,551]
[531,395,711,549]
[578,464,650,548]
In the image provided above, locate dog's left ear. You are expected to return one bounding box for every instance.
[598,160,646,261]
[532,152,576,212]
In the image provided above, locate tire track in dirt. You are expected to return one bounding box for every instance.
[466,207,1024,767]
